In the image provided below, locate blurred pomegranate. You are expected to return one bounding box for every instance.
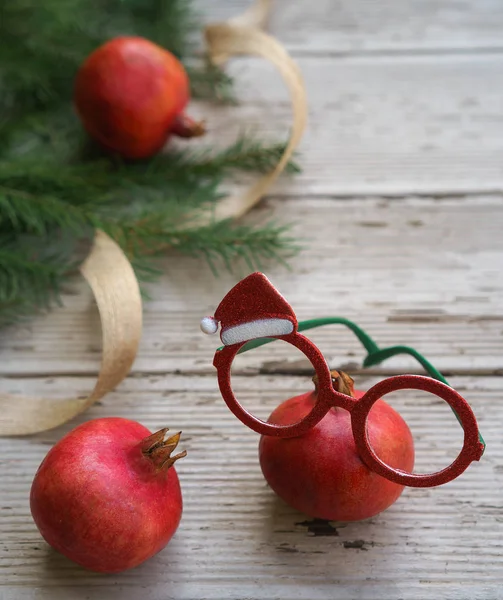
[74,36,204,159]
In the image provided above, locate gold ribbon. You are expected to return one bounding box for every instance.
[205,0,307,220]
[0,231,142,435]
[0,0,307,435]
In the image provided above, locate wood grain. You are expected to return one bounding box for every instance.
[0,375,501,599]
[201,0,503,53]
[188,53,503,196]
[1,1,502,597]
[1,196,501,376]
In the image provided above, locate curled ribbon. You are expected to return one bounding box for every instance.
[205,0,307,220]
[0,231,142,435]
[0,0,308,435]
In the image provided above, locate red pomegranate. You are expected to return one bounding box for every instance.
[30,417,186,573]
[74,36,205,159]
[259,371,415,521]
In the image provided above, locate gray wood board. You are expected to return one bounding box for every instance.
[1,196,501,376]
[199,0,503,53]
[1,1,502,597]
[188,53,503,196]
[0,375,501,599]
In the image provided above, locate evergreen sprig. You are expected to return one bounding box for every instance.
[0,0,300,326]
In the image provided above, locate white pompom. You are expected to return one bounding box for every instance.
[200,316,218,335]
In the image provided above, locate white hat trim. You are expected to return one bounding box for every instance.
[221,318,294,346]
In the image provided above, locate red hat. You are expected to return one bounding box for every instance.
[200,272,298,346]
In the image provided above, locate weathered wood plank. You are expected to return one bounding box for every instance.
[199,0,503,53]
[0,374,500,599]
[1,3,500,598]
[190,53,503,196]
[1,196,501,376]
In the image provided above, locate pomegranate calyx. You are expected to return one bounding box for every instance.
[312,369,355,397]
[141,428,187,470]
[170,113,206,138]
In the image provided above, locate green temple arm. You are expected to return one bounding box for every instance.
[218,316,485,448]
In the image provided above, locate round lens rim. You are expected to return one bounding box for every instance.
[214,333,339,438]
[350,374,484,487]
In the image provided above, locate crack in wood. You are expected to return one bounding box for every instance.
[343,540,375,551]
[285,47,503,60]
[296,519,339,537]
[1,367,503,379]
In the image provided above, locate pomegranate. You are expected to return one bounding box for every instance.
[74,36,205,159]
[30,417,186,573]
[259,371,415,521]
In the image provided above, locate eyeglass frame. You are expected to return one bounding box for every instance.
[212,317,485,489]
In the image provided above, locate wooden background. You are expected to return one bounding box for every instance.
[1,1,502,598]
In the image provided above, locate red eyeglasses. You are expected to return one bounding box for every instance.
[203,273,485,489]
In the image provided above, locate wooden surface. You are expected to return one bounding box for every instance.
[1,1,503,599]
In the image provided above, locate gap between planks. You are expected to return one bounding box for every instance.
[0,375,501,599]
[199,0,503,56]
[2,196,502,376]
[2,366,502,380]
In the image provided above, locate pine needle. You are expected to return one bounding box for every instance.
[0,0,302,327]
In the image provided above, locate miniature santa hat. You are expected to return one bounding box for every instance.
[200,272,298,346]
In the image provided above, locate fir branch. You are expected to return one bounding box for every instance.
[185,136,301,175]
[0,186,92,235]
[118,219,299,274]
[173,220,299,275]
[187,60,236,104]
[0,0,303,328]
[125,0,198,58]
[0,248,63,305]
[0,231,79,325]
[0,0,228,123]
[0,136,297,235]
